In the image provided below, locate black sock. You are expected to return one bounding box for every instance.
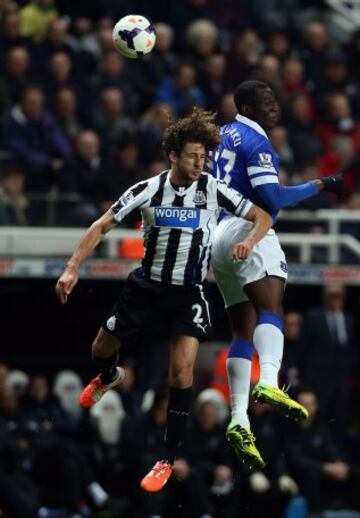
[165,387,192,464]
[92,351,119,384]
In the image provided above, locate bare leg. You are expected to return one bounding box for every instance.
[91,328,122,385]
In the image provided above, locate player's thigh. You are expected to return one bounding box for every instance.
[244,275,285,316]
[102,269,156,345]
[213,262,249,308]
[169,335,200,387]
[227,301,257,342]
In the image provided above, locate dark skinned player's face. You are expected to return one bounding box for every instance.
[244,87,280,130]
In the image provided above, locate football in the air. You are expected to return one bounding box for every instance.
[112,15,156,59]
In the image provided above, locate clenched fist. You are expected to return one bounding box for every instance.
[232,240,253,261]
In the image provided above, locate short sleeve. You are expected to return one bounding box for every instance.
[111,180,149,223]
[216,180,253,217]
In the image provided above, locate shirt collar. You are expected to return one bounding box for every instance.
[235,114,269,140]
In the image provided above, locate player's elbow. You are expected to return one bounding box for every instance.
[245,205,272,229]
[256,185,282,212]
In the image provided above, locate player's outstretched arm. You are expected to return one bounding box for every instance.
[232,205,272,260]
[256,175,344,212]
[55,210,117,304]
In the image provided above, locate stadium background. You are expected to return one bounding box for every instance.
[1,1,360,517]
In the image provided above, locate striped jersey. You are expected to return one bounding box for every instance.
[209,114,280,221]
[111,169,252,286]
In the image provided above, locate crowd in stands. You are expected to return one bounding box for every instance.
[0,0,360,226]
[0,282,359,517]
[1,2,360,517]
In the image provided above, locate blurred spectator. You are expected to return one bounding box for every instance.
[269,125,295,172]
[216,92,237,125]
[59,130,107,225]
[156,61,206,116]
[242,400,297,518]
[5,369,29,396]
[42,50,77,110]
[149,22,178,82]
[248,0,300,34]
[314,50,360,113]
[0,363,8,390]
[148,159,169,178]
[281,56,308,100]
[281,311,303,386]
[120,384,169,515]
[19,0,58,43]
[55,87,83,143]
[266,30,291,61]
[285,388,360,514]
[90,49,138,115]
[184,396,232,515]
[300,20,330,83]
[91,87,135,154]
[0,10,29,64]
[90,389,125,446]
[297,284,356,437]
[2,85,71,191]
[106,133,147,200]
[185,18,219,70]
[31,18,75,76]
[316,92,360,189]
[226,29,261,88]
[252,54,282,94]
[139,101,175,163]
[0,160,28,225]
[21,374,66,427]
[286,93,323,167]
[114,362,144,417]
[200,52,227,110]
[3,46,32,105]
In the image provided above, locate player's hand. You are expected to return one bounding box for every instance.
[55,266,78,304]
[232,240,253,261]
[317,175,345,194]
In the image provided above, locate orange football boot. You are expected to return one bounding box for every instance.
[79,366,125,408]
[140,461,173,493]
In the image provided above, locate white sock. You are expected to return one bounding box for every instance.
[226,340,254,429]
[253,314,284,387]
[88,481,108,507]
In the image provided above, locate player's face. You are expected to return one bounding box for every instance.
[170,142,206,184]
[252,88,280,130]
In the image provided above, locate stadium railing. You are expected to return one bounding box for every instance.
[1,206,360,284]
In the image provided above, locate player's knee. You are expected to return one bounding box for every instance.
[170,363,194,388]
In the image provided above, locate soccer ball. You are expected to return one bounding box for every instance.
[112,15,156,59]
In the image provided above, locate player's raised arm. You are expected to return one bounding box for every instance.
[55,210,117,304]
[56,179,150,304]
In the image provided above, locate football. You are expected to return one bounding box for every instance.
[112,15,156,59]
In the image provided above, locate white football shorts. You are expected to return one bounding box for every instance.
[211,215,288,308]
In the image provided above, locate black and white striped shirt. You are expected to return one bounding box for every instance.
[111,170,252,286]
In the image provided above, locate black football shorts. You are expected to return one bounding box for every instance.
[102,268,211,344]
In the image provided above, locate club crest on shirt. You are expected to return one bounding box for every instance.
[193,190,206,205]
[258,152,273,168]
[120,190,134,207]
[280,261,288,273]
[106,315,116,331]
